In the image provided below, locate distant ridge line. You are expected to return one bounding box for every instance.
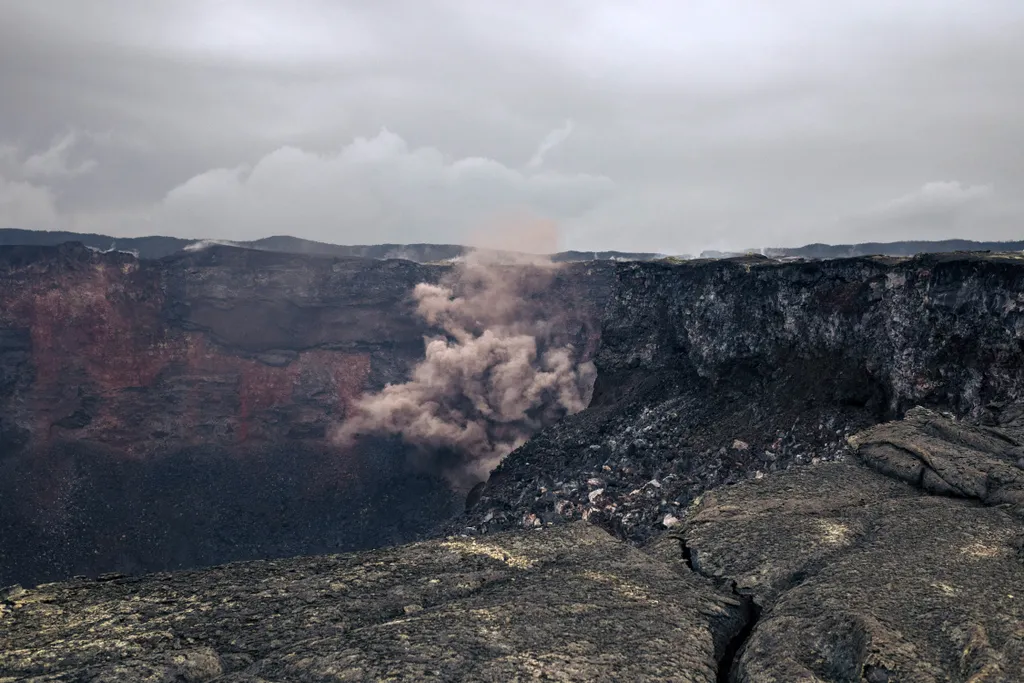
[1,228,1021,262]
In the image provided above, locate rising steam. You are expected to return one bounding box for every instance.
[334,248,595,487]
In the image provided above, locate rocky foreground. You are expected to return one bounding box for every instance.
[3,408,1022,682]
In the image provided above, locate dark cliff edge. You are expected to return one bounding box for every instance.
[0,242,614,586]
[463,252,1024,541]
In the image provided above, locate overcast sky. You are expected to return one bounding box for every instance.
[1,1,1022,253]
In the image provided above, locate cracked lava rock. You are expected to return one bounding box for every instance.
[3,408,1022,681]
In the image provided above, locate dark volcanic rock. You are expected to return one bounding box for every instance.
[0,243,444,586]
[0,243,614,587]
[851,406,1024,511]
[679,409,1024,681]
[460,253,1024,544]
[6,239,1024,624]
[0,523,746,682]
[3,410,1020,681]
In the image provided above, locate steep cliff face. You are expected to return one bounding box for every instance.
[0,243,613,586]
[7,245,1024,588]
[462,253,1024,542]
[0,244,425,456]
[600,253,1024,412]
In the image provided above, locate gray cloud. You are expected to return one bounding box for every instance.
[877,182,994,219]
[15,131,98,180]
[114,129,610,244]
[837,181,1023,243]
[1,0,1023,252]
[0,177,58,230]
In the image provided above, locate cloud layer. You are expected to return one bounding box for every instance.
[0,128,614,246]
[838,181,1022,243]
[155,128,612,244]
[2,1,1024,251]
[4,130,1021,253]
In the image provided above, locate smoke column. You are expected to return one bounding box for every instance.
[334,246,595,487]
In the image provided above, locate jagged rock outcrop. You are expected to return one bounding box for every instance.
[461,252,1024,542]
[851,406,1024,510]
[3,409,1020,681]
[0,243,613,586]
[679,408,1024,681]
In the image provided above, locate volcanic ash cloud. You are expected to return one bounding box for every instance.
[334,249,595,486]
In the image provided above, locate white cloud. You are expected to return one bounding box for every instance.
[3,1,1024,252]
[0,128,614,243]
[4,127,1022,254]
[145,128,613,244]
[0,132,97,230]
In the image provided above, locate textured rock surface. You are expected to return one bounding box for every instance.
[4,410,1020,681]
[851,406,1024,511]
[0,243,613,586]
[0,523,746,682]
[679,409,1024,682]
[0,243,438,464]
[461,253,1024,543]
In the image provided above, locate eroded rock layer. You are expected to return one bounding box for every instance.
[0,243,612,586]
[5,245,1024,606]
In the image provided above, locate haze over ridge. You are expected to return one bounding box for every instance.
[1,1,1022,253]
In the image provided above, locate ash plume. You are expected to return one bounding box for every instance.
[334,248,595,487]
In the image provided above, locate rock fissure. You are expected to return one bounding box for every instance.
[715,596,761,683]
[661,535,765,682]
[680,535,697,572]
[0,523,750,681]
[674,412,1024,680]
